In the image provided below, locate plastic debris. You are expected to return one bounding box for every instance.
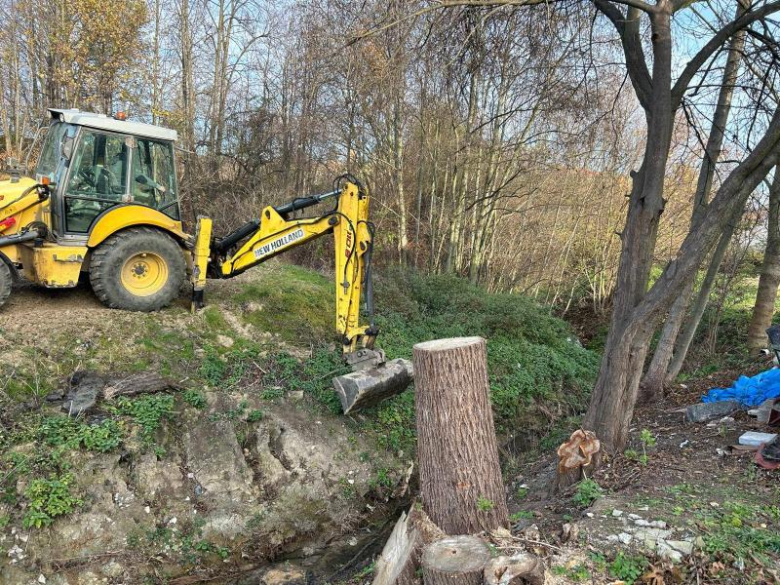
[738,431,778,447]
[703,369,780,407]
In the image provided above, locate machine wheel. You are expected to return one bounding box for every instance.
[0,261,11,310]
[89,227,185,311]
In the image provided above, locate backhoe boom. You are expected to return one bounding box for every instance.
[192,178,377,355]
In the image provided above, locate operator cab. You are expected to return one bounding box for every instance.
[36,109,180,238]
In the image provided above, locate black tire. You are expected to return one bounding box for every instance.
[0,261,11,310]
[89,227,185,312]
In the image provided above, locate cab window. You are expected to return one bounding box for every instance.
[132,139,179,219]
[64,130,129,233]
[35,122,72,182]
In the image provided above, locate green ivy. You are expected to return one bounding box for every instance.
[22,474,82,529]
[116,394,175,443]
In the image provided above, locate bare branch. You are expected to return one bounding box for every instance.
[672,0,780,109]
[593,2,654,109]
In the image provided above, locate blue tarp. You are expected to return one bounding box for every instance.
[703,368,780,407]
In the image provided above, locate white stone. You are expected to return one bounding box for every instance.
[612,509,624,517]
[38,575,46,584]
[618,532,633,544]
[657,541,682,563]
[667,540,694,555]
[634,519,652,527]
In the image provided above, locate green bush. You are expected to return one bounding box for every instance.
[608,552,647,584]
[23,474,82,529]
[572,478,603,508]
[374,271,600,435]
[117,394,175,443]
[183,390,207,409]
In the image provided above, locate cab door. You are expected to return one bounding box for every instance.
[62,129,130,234]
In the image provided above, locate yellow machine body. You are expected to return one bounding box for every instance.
[0,181,186,289]
[0,110,411,413]
[16,243,86,288]
[87,206,187,248]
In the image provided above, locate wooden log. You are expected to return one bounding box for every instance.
[333,358,414,414]
[484,553,546,585]
[373,511,420,585]
[413,337,509,534]
[421,536,491,585]
[373,507,446,585]
[103,372,175,400]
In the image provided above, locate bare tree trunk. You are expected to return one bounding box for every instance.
[666,219,737,382]
[640,282,694,396]
[583,7,676,452]
[413,337,509,535]
[179,0,195,154]
[747,167,780,351]
[642,0,749,398]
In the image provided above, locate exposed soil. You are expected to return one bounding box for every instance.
[505,376,779,585]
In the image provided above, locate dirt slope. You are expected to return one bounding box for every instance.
[0,265,409,584]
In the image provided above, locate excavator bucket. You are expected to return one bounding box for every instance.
[333,358,414,414]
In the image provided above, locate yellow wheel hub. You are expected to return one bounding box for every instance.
[121,252,168,297]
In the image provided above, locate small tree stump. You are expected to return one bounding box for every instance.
[421,536,491,585]
[414,337,509,534]
[484,553,546,585]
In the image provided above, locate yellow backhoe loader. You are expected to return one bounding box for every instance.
[0,109,412,412]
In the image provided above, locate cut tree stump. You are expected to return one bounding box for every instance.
[413,337,509,534]
[103,372,176,400]
[373,507,445,585]
[484,553,546,585]
[421,536,491,585]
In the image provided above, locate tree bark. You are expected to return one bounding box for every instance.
[103,372,178,400]
[666,220,736,382]
[747,167,780,351]
[642,0,750,399]
[373,507,445,585]
[421,536,491,585]
[582,5,676,454]
[413,337,509,535]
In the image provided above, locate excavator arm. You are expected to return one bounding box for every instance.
[190,176,413,412]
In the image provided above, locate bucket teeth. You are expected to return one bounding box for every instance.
[333,358,414,414]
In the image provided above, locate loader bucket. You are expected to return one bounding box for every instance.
[333,358,414,414]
